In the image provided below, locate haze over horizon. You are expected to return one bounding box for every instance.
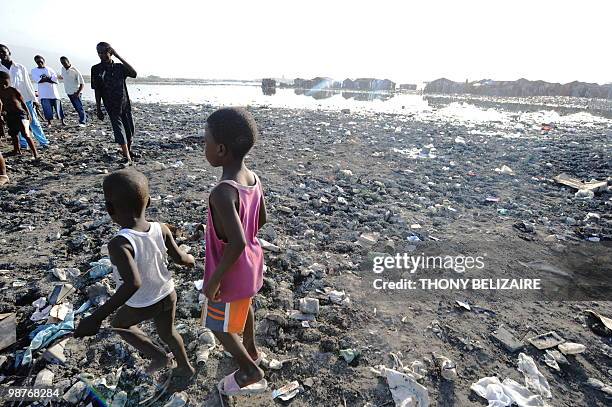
[2,0,611,85]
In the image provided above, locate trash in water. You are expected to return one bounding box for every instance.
[0,313,17,351]
[383,367,430,407]
[272,380,300,401]
[517,353,552,399]
[528,331,565,350]
[558,342,585,355]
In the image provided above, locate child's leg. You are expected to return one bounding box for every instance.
[214,332,263,387]
[18,120,38,159]
[152,291,194,377]
[206,298,263,388]
[242,305,258,360]
[0,152,8,185]
[110,304,169,369]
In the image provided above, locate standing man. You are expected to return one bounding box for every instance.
[91,42,137,165]
[31,55,65,126]
[0,44,50,148]
[59,56,87,124]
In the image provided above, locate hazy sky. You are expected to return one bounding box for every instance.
[2,0,610,84]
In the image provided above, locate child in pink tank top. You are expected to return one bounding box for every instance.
[202,107,269,396]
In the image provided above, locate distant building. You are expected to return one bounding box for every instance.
[261,78,276,88]
[342,78,356,90]
[399,84,417,91]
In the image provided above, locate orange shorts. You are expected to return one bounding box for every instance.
[203,297,252,333]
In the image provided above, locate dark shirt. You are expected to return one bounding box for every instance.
[91,61,131,115]
[0,87,27,115]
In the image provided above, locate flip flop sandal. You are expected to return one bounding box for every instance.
[139,374,172,406]
[217,371,268,397]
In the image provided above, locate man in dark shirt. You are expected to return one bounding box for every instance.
[91,42,137,165]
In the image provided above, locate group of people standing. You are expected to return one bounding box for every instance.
[0,41,137,185]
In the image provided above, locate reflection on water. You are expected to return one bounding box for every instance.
[73,83,610,123]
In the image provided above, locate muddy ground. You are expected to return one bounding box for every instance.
[0,100,611,406]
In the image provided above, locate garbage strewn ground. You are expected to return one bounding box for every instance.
[0,100,611,406]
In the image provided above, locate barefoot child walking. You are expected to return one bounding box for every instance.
[202,107,268,396]
[0,71,38,159]
[75,169,196,383]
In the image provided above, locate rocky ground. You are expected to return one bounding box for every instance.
[0,100,611,406]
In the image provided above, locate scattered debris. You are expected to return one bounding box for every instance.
[88,258,113,278]
[272,381,300,401]
[553,173,607,193]
[586,378,612,396]
[433,353,457,381]
[49,283,76,305]
[34,368,55,386]
[471,376,546,407]
[517,353,552,399]
[299,298,320,315]
[558,342,586,355]
[44,337,70,364]
[339,348,360,363]
[491,326,523,353]
[0,313,16,351]
[584,309,612,336]
[383,367,430,407]
[528,331,565,350]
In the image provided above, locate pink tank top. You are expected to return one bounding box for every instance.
[204,172,264,302]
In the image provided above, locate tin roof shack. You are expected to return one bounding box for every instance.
[342,78,356,90]
[262,78,276,88]
[354,78,376,91]
[400,84,417,91]
[373,79,396,92]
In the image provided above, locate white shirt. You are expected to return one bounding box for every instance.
[31,66,61,99]
[111,222,175,308]
[0,61,37,102]
[61,66,84,95]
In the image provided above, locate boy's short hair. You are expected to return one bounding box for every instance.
[0,71,9,81]
[103,169,149,213]
[34,55,44,62]
[206,107,258,159]
[60,56,69,61]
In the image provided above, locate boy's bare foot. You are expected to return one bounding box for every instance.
[171,365,196,379]
[0,175,9,186]
[145,354,173,375]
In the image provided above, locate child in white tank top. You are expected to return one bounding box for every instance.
[74,169,196,385]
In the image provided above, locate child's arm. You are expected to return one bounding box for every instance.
[74,236,142,337]
[160,223,195,267]
[204,184,247,300]
[258,194,267,230]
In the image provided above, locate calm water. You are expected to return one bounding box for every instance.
[68,83,610,126]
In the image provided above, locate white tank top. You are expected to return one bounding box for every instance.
[111,222,175,308]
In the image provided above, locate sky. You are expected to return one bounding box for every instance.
[2,0,611,84]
